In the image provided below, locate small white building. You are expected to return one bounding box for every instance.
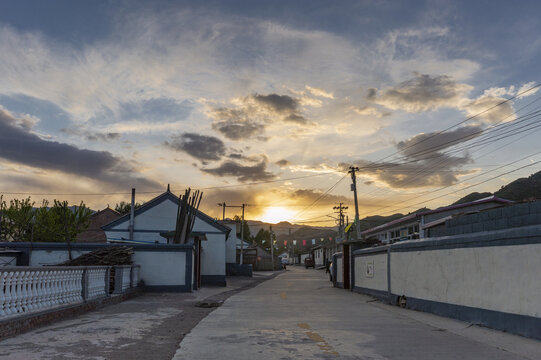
[102,190,231,286]
[312,245,325,268]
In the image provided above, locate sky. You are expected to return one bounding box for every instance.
[0,0,540,225]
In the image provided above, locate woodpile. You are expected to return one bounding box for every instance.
[58,246,133,266]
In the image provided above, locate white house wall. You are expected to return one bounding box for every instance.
[354,252,387,292]
[336,257,343,284]
[390,244,541,318]
[201,233,226,276]
[133,251,186,288]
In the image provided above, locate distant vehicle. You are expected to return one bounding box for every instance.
[304,257,315,268]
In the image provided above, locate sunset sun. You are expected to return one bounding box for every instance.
[259,206,296,224]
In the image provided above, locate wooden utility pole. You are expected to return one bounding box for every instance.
[222,204,248,264]
[333,203,348,240]
[348,166,361,241]
[217,202,226,220]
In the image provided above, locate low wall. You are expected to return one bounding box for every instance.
[333,253,343,288]
[352,246,389,301]
[352,225,541,340]
[0,243,193,293]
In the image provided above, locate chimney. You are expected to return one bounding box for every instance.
[129,188,135,241]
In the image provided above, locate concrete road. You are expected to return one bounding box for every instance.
[174,267,540,360]
[0,274,275,360]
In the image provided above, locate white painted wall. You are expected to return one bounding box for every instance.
[314,248,324,267]
[354,253,387,292]
[201,233,226,276]
[29,249,90,266]
[220,222,238,263]
[391,244,541,318]
[300,253,310,262]
[132,251,186,286]
[336,257,343,283]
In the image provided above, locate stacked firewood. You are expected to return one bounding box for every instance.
[58,246,133,266]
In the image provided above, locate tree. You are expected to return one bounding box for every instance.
[115,201,143,215]
[233,215,252,242]
[0,197,35,242]
[0,197,92,247]
[254,228,271,250]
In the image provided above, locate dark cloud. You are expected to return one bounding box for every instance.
[284,113,308,124]
[61,128,120,142]
[202,160,276,182]
[339,126,482,189]
[396,125,482,160]
[165,132,226,161]
[207,93,312,141]
[212,117,265,140]
[275,159,290,167]
[369,74,471,112]
[290,189,351,205]
[366,88,377,100]
[253,94,298,113]
[0,109,158,189]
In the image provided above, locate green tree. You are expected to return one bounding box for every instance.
[254,228,271,249]
[0,197,35,242]
[233,215,252,242]
[115,201,143,215]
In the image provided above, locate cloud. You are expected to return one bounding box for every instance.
[202,159,276,182]
[165,132,226,161]
[206,92,313,140]
[464,95,516,124]
[369,73,472,112]
[61,127,120,142]
[355,106,390,118]
[517,81,539,99]
[305,86,334,99]
[396,125,482,159]
[275,159,290,167]
[339,126,482,189]
[210,108,266,140]
[290,189,350,205]
[253,94,298,113]
[0,109,157,188]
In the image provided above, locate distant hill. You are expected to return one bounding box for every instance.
[453,170,541,204]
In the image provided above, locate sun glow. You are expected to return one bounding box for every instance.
[259,206,296,224]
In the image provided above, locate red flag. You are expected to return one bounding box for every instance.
[329,237,333,241]
[284,240,287,246]
[303,240,306,246]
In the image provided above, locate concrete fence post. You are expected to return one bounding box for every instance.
[104,267,111,296]
[81,267,89,302]
[113,266,123,294]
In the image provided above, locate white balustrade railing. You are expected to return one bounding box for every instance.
[85,267,109,301]
[1,264,141,319]
[1,267,87,318]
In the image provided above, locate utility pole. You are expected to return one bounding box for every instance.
[217,202,226,220]
[240,204,246,265]
[333,203,348,240]
[223,203,248,264]
[348,166,361,241]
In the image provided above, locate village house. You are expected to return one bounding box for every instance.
[76,207,121,243]
[102,189,231,286]
[361,196,513,243]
